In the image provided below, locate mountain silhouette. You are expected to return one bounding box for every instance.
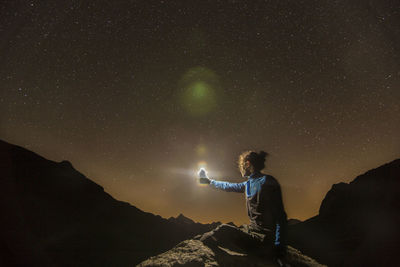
[287,159,400,266]
[0,139,219,266]
[2,139,399,266]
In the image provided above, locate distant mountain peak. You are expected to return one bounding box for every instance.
[168,213,195,225]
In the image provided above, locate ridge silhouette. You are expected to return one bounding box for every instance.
[287,159,400,266]
[1,139,398,266]
[0,139,219,266]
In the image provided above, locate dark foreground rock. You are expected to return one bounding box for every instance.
[0,139,219,266]
[138,224,326,267]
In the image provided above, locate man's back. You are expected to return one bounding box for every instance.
[245,174,287,233]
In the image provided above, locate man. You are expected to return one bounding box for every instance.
[199,150,287,259]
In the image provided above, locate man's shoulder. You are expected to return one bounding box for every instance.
[261,174,279,186]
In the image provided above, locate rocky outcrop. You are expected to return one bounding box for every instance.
[0,139,218,266]
[138,224,326,267]
[288,159,400,266]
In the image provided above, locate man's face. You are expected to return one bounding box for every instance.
[240,160,252,177]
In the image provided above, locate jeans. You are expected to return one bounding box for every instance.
[240,224,287,259]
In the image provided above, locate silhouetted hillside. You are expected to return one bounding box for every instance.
[287,159,400,267]
[2,139,398,266]
[0,140,219,266]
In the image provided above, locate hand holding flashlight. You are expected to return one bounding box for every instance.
[198,168,211,184]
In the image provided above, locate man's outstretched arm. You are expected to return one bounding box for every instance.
[198,168,246,193]
[209,179,246,193]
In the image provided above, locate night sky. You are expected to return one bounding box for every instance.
[1,1,399,225]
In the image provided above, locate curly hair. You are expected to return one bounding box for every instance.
[238,150,269,174]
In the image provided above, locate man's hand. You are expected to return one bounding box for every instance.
[199,177,211,184]
[198,168,211,184]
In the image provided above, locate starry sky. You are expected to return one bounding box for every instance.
[1,1,399,225]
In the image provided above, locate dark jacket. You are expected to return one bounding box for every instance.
[210,172,287,246]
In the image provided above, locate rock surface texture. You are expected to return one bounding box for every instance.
[138,224,326,267]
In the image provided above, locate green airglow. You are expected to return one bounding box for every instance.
[179,67,220,116]
[192,82,207,99]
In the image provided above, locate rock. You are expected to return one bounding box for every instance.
[138,224,326,267]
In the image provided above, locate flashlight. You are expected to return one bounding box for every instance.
[198,168,208,178]
[198,168,210,184]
